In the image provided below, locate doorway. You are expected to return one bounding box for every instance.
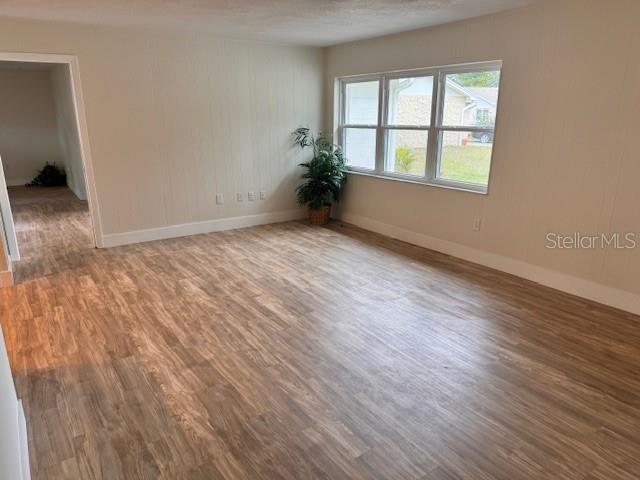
[0,53,100,282]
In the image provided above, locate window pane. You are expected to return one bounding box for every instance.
[442,70,500,128]
[387,76,433,126]
[344,128,376,169]
[345,81,379,125]
[384,129,428,176]
[438,131,493,186]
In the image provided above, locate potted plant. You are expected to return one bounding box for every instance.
[293,127,347,226]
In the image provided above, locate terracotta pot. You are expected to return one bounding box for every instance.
[309,205,331,226]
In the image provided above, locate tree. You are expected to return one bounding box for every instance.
[451,71,500,88]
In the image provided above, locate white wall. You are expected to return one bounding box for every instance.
[51,64,86,200]
[0,19,323,240]
[325,0,640,314]
[0,68,65,186]
[0,323,23,480]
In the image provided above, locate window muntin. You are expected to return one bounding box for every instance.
[381,75,434,178]
[435,69,500,187]
[437,131,493,186]
[344,128,377,170]
[384,130,429,177]
[344,80,379,125]
[387,76,434,126]
[441,71,500,129]
[337,62,502,193]
[341,79,380,170]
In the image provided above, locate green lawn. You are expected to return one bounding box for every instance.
[393,145,492,185]
[438,145,492,185]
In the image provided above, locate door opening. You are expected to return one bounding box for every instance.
[0,53,101,282]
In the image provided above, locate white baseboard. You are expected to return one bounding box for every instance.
[17,400,30,480]
[341,212,640,316]
[5,178,31,187]
[102,209,306,248]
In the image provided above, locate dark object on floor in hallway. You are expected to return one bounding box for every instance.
[26,162,67,187]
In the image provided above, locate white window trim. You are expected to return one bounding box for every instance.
[335,60,503,195]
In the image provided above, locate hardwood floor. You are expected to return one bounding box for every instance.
[1,187,640,480]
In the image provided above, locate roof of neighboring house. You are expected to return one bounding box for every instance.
[444,80,498,107]
[400,78,499,108]
[461,87,498,106]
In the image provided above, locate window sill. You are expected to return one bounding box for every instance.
[346,169,488,195]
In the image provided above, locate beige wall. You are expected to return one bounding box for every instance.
[326,0,640,310]
[51,64,86,200]
[0,18,323,238]
[0,68,65,186]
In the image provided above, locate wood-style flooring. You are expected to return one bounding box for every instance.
[1,186,639,480]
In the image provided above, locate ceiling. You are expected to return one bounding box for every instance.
[0,0,535,46]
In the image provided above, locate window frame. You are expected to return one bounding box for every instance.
[336,60,503,194]
[339,75,382,171]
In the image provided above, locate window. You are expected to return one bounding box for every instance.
[337,61,502,193]
[476,109,491,125]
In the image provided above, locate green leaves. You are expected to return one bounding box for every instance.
[395,146,417,174]
[451,71,500,87]
[292,127,347,210]
[293,127,313,149]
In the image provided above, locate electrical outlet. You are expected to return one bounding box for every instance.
[473,217,482,232]
[248,191,256,202]
[215,193,224,205]
[259,191,266,200]
[236,192,244,202]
